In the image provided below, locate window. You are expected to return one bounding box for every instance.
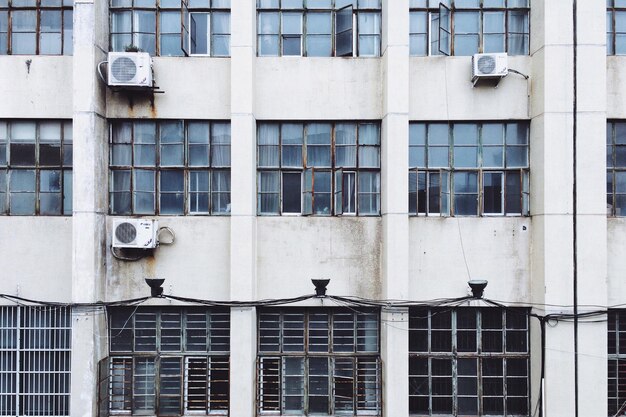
[101,308,230,416]
[608,0,626,55]
[609,310,626,415]
[0,120,73,216]
[0,306,72,416]
[110,0,230,56]
[257,0,381,57]
[409,0,529,57]
[607,122,626,216]
[0,0,72,55]
[409,122,529,216]
[109,120,230,215]
[257,122,380,216]
[257,309,381,416]
[409,308,529,416]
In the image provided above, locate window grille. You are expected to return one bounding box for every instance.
[607,121,626,216]
[408,307,530,416]
[257,308,381,416]
[608,310,626,415]
[103,307,230,416]
[0,306,72,417]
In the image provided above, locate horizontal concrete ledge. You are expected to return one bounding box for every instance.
[74,110,106,120]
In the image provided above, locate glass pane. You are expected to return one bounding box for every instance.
[160,122,184,166]
[134,170,155,214]
[282,172,301,213]
[306,124,331,167]
[190,13,209,55]
[160,171,184,214]
[189,171,209,213]
[483,172,502,214]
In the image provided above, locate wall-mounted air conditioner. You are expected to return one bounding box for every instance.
[471,53,508,87]
[107,52,153,88]
[112,219,159,249]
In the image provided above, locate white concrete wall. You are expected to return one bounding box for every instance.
[256,217,381,300]
[105,217,231,300]
[409,56,530,120]
[0,56,73,118]
[106,58,231,119]
[255,58,382,120]
[0,217,72,303]
[409,217,531,301]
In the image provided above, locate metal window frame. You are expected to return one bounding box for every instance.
[0,2,73,55]
[256,121,381,217]
[407,121,530,217]
[256,308,382,416]
[607,5,626,56]
[606,121,626,217]
[255,2,381,58]
[409,0,530,56]
[408,307,530,417]
[0,306,72,417]
[103,307,230,417]
[108,0,230,57]
[608,309,626,415]
[108,120,231,216]
[0,120,73,216]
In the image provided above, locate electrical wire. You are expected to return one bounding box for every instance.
[110,245,149,261]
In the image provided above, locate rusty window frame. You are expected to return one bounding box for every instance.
[255,0,381,57]
[256,121,381,216]
[0,0,73,55]
[108,120,231,216]
[256,308,382,416]
[0,120,73,216]
[108,0,230,57]
[608,309,626,415]
[408,121,529,217]
[103,307,230,416]
[409,0,530,56]
[606,121,626,217]
[408,307,530,417]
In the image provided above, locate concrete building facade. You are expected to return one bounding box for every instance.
[0,0,620,416]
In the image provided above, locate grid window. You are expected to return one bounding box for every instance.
[0,0,72,55]
[257,309,381,416]
[408,122,529,216]
[607,121,626,216]
[409,308,530,416]
[109,120,231,215]
[607,0,626,55]
[257,122,380,216]
[0,120,73,216]
[103,307,230,416]
[608,310,626,415]
[257,0,381,57]
[0,306,72,417]
[409,0,529,56]
[110,0,230,56]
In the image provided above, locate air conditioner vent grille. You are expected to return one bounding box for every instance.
[477,55,496,74]
[115,222,137,244]
[111,57,138,83]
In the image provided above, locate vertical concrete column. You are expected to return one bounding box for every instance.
[229,1,257,416]
[530,1,607,416]
[573,2,608,416]
[381,2,409,417]
[70,0,109,414]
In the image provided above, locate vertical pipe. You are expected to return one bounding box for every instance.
[572,0,579,416]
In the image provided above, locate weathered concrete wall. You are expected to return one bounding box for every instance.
[0,56,73,118]
[105,216,231,300]
[409,217,531,301]
[0,217,72,303]
[607,57,626,118]
[256,217,382,300]
[255,58,382,120]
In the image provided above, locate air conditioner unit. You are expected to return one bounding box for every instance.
[112,219,159,249]
[107,52,153,88]
[471,53,508,87]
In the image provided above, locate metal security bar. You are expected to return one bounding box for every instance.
[257,308,381,416]
[0,306,71,417]
[105,307,230,416]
